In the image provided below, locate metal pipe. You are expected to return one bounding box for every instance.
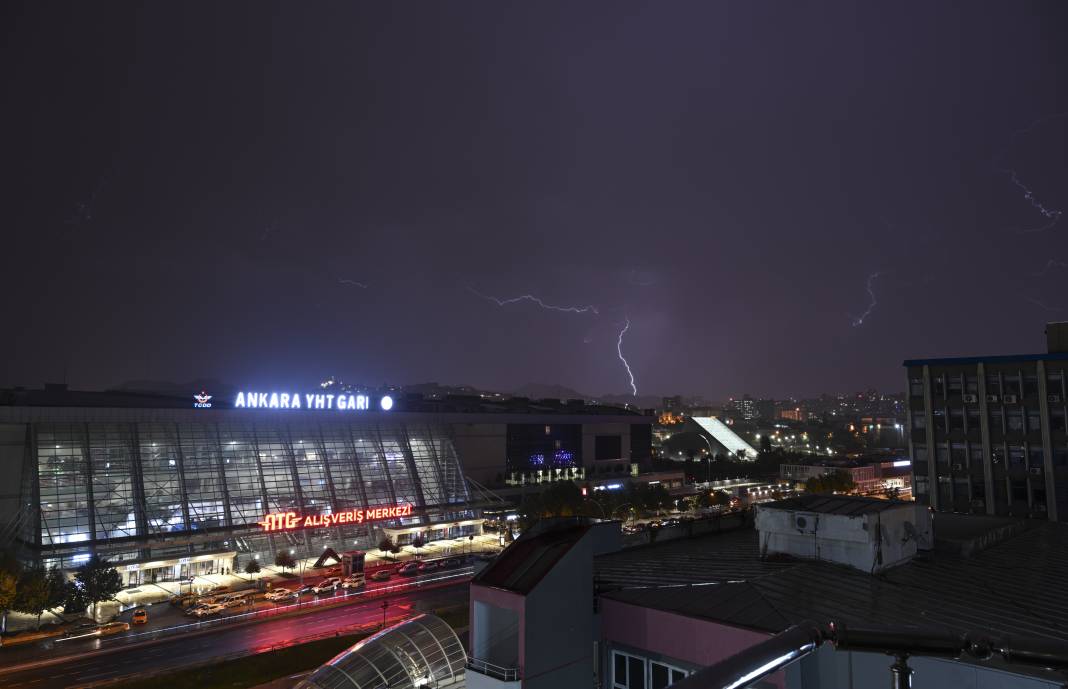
[831,623,963,658]
[889,654,912,689]
[669,621,828,689]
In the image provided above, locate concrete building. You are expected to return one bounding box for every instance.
[754,495,931,574]
[466,499,1068,688]
[467,518,621,689]
[903,323,1068,521]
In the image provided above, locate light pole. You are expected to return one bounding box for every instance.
[698,434,715,484]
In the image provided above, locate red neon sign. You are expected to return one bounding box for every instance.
[258,503,414,532]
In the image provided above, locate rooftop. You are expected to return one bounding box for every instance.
[474,521,591,594]
[903,351,1068,367]
[595,520,1068,644]
[759,494,911,516]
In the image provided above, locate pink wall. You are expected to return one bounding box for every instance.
[600,598,785,689]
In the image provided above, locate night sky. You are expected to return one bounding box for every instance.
[4,2,1068,400]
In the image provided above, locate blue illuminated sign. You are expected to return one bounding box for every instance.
[233,392,394,412]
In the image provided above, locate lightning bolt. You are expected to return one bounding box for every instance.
[468,287,599,314]
[616,318,637,396]
[1027,297,1061,312]
[1001,168,1061,233]
[1033,259,1068,277]
[851,272,880,327]
[338,278,368,288]
[996,111,1068,234]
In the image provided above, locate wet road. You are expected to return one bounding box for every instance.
[0,582,468,689]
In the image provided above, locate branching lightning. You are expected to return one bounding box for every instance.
[1002,168,1062,233]
[1033,259,1068,277]
[616,318,637,397]
[467,287,599,314]
[851,272,880,327]
[996,111,1068,234]
[338,278,368,288]
[1027,297,1062,312]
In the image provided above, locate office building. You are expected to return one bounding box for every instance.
[903,323,1068,521]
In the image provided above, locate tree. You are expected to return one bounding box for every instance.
[411,535,425,555]
[759,434,773,455]
[14,567,51,630]
[64,555,121,621]
[377,536,395,555]
[244,560,261,578]
[0,551,19,635]
[805,470,856,495]
[274,551,296,574]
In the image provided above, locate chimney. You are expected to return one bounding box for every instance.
[1047,322,1068,354]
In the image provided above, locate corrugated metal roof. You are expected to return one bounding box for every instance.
[595,523,1068,643]
[760,494,909,516]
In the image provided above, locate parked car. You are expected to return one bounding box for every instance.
[96,621,130,636]
[265,588,292,602]
[223,593,252,608]
[370,569,392,582]
[311,577,341,594]
[341,574,365,589]
[65,620,98,637]
[397,562,420,576]
[417,560,439,573]
[131,608,148,625]
[294,583,315,595]
[325,566,342,576]
[208,585,230,594]
[194,603,226,618]
[185,603,210,617]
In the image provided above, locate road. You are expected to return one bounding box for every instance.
[0,583,468,689]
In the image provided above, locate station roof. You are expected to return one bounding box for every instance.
[903,352,1068,367]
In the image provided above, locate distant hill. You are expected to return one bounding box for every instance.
[512,382,588,400]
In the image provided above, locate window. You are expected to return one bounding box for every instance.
[910,378,924,397]
[650,661,688,689]
[595,435,623,461]
[1029,446,1045,469]
[965,375,979,395]
[986,375,1002,397]
[1007,408,1023,432]
[1047,371,1064,398]
[613,651,647,689]
[967,408,981,432]
[1004,375,1021,398]
[935,444,949,467]
[1009,446,1025,466]
[932,408,946,432]
[988,408,1004,434]
[1054,447,1068,467]
[949,408,965,431]
[972,481,985,501]
[933,376,946,398]
[912,414,926,431]
[1051,408,1066,432]
[1024,375,1039,398]
[1011,480,1028,502]
[951,443,967,466]
[1027,408,1042,433]
[969,446,984,467]
[948,375,963,395]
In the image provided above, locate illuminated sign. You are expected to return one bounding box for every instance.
[257,503,414,532]
[193,392,213,408]
[234,392,394,412]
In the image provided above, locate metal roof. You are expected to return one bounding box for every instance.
[475,523,589,594]
[296,614,467,689]
[759,494,910,516]
[595,522,1068,644]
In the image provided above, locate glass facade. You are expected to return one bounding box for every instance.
[24,419,470,570]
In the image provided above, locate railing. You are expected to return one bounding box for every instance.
[669,621,1068,689]
[467,656,520,682]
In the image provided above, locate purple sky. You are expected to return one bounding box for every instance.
[3,2,1067,399]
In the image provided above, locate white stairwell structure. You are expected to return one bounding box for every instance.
[691,416,758,460]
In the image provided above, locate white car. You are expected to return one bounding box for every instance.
[341,575,365,590]
[194,603,226,618]
[265,588,291,601]
[312,577,341,594]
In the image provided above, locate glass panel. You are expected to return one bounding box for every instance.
[218,424,267,526]
[138,423,183,535]
[37,424,91,546]
[178,424,228,530]
[89,424,140,540]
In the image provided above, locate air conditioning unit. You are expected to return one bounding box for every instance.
[1029,467,1043,476]
[793,513,816,534]
[986,394,999,403]
[962,394,978,403]
[1049,394,1062,404]
[1002,395,1018,404]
